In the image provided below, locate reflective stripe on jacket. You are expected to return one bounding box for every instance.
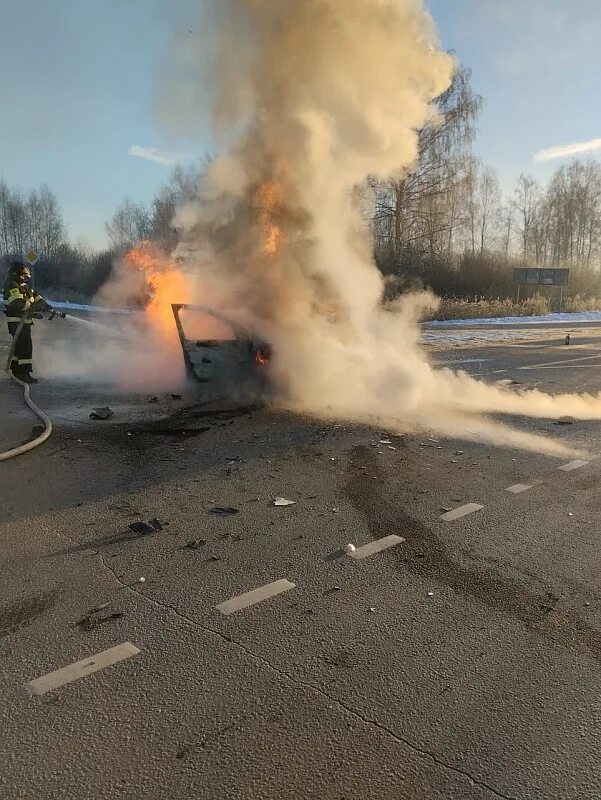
[3,276,48,319]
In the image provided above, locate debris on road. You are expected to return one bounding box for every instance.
[344,543,356,554]
[540,593,558,615]
[90,406,114,420]
[273,497,295,507]
[77,610,124,632]
[210,506,240,517]
[149,518,164,531]
[128,521,158,535]
[184,539,206,550]
[89,603,110,614]
[555,417,575,425]
[121,577,146,588]
[427,592,435,597]
[148,396,159,404]
[380,439,392,445]
[170,394,183,400]
[565,334,571,346]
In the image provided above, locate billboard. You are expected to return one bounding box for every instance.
[512,268,569,287]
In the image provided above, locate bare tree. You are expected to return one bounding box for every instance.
[371,63,482,270]
[0,181,11,255]
[105,198,152,251]
[38,185,65,260]
[477,165,501,253]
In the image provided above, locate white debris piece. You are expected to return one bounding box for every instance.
[274,497,296,507]
[380,439,392,445]
[427,592,434,597]
[344,543,356,554]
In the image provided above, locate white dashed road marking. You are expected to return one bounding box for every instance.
[347,535,405,560]
[440,503,484,521]
[519,354,601,371]
[216,579,296,615]
[506,481,542,494]
[558,460,589,472]
[27,642,141,696]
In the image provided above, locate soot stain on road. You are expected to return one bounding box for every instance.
[345,445,601,664]
[0,591,58,640]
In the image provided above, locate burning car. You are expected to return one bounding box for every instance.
[172,303,271,397]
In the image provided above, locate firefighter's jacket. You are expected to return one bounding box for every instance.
[3,275,50,324]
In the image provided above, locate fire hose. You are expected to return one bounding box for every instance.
[0,311,64,462]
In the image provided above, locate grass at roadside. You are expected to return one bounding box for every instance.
[426,293,601,321]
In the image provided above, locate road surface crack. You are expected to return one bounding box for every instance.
[120,584,515,800]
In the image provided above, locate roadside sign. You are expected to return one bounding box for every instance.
[24,250,40,266]
[512,268,569,287]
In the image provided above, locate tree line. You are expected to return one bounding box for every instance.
[370,67,601,301]
[3,64,601,307]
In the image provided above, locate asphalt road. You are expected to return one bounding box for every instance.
[2,321,601,799]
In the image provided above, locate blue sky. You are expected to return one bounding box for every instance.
[1,0,600,249]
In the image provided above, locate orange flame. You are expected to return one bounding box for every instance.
[123,241,190,338]
[255,181,284,257]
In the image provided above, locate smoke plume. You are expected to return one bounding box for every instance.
[155,0,601,456]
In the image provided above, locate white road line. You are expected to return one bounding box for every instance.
[524,364,601,370]
[518,354,601,370]
[440,503,484,521]
[558,460,589,472]
[506,481,542,494]
[27,643,140,696]
[347,534,405,560]
[216,579,295,615]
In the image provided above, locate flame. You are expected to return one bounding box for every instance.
[123,241,190,338]
[255,180,284,257]
[255,348,269,366]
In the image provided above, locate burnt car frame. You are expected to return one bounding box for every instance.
[172,303,271,397]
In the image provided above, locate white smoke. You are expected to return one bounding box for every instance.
[152,0,601,457]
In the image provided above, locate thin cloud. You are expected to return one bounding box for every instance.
[127,145,178,166]
[534,138,601,164]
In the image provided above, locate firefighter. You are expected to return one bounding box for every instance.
[3,260,52,383]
